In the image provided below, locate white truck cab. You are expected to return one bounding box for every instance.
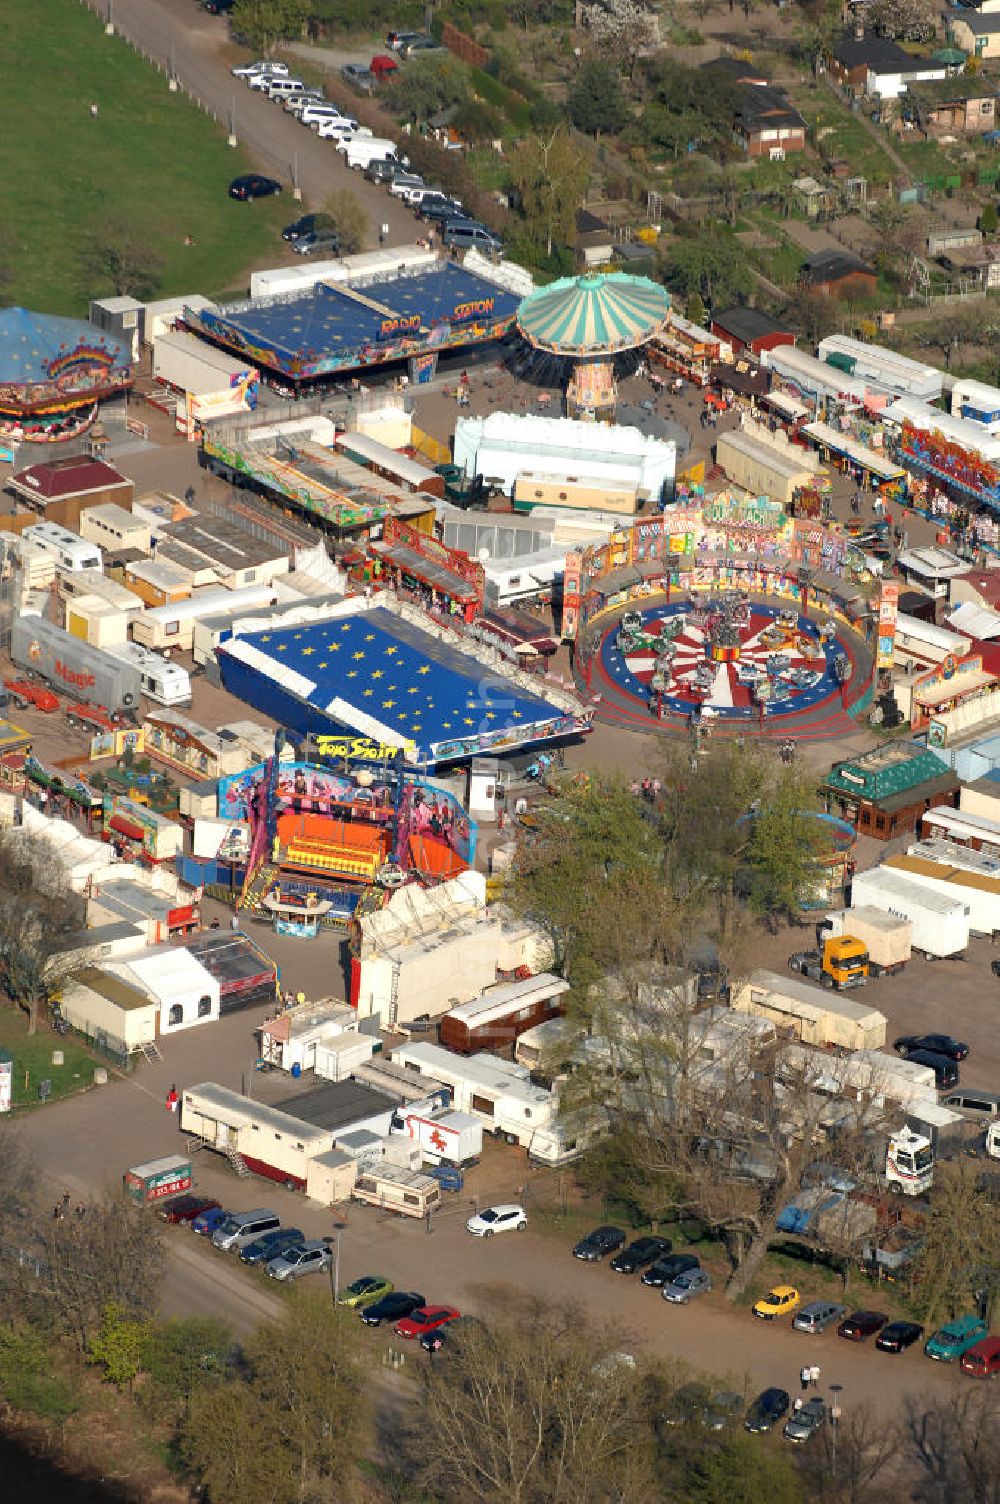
[886,1124,934,1195]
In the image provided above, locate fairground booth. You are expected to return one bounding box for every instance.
[0,307,132,443]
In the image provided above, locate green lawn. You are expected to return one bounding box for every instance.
[0,0,286,315]
[792,85,898,186]
[0,1008,100,1108]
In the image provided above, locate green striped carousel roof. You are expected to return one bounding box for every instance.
[516,273,671,355]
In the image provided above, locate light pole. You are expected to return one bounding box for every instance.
[829,1382,843,1479]
[328,1228,340,1305]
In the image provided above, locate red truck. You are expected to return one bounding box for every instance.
[3,679,59,713]
[65,701,128,733]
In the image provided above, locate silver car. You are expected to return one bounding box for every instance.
[784,1397,826,1443]
[266,1238,332,1280]
[663,1268,713,1304]
[793,1300,847,1334]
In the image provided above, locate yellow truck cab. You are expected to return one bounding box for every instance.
[788,936,869,990]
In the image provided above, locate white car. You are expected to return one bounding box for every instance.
[317,118,362,141]
[283,90,326,115]
[466,1204,527,1238]
[299,102,344,126]
[232,59,289,79]
[389,175,426,200]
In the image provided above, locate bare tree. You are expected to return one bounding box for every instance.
[0,827,89,1034]
[904,1388,1000,1504]
[910,1160,1000,1327]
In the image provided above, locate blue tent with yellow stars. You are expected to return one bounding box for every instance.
[218,607,583,766]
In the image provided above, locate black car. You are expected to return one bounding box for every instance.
[744,1387,790,1433]
[240,1228,304,1266]
[901,1049,960,1090]
[572,1226,626,1262]
[229,174,282,201]
[838,1309,889,1342]
[875,1320,924,1353]
[641,1253,700,1288]
[660,1380,712,1429]
[609,1236,672,1274]
[360,1290,426,1327]
[894,1033,968,1063]
[282,213,334,243]
[419,196,465,223]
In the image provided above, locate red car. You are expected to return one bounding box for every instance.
[160,1194,220,1225]
[394,1305,460,1340]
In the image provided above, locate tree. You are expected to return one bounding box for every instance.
[406,1303,657,1503]
[904,1387,1000,1504]
[568,59,630,137]
[865,0,938,40]
[142,1315,234,1415]
[84,220,164,302]
[510,127,590,258]
[981,203,999,238]
[658,233,753,317]
[781,288,840,345]
[384,55,471,124]
[182,1293,369,1504]
[88,1302,151,1391]
[320,189,369,254]
[911,1160,1000,1327]
[743,764,829,927]
[30,1191,164,1353]
[230,0,310,54]
[0,828,89,1034]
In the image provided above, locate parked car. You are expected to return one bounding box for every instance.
[961,1336,1000,1378]
[399,35,447,57]
[394,1305,460,1340]
[793,1300,847,1335]
[240,1228,304,1266]
[419,196,466,223]
[894,1033,969,1062]
[784,1397,826,1443]
[386,30,424,51]
[229,174,282,201]
[341,63,375,91]
[338,1275,393,1308]
[292,231,341,257]
[703,1391,743,1432]
[160,1194,219,1225]
[902,1049,960,1090]
[925,1314,990,1362]
[316,118,361,141]
[745,1387,790,1433]
[610,1236,672,1274]
[364,155,408,184]
[572,1226,626,1262]
[204,0,236,11]
[942,1089,1000,1124]
[663,1268,713,1304]
[641,1253,699,1288]
[441,220,503,254]
[232,59,289,78]
[283,88,325,113]
[838,1310,889,1342]
[266,1239,333,1281]
[875,1320,924,1354]
[426,1165,464,1193]
[466,1204,527,1237]
[660,1381,712,1428]
[282,212,334,243]
[753,1285,800,1321]
[388,174,426,199]
[370,54,400,82]
[360,1291,425,1327]
[191,1206,228,1237]
[298,102,345,127]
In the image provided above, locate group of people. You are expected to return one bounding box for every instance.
[793,1363,822,1409]
[631,777,663,802]
[52,1191,85,1221]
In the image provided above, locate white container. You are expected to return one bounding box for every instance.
[850,867,969,957]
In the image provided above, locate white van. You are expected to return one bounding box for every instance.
[212,1209,281,1251]
[264,78,305,101]
[22,522,102,573]
[103,641,192,706]
[317,118,364,142]
[341,136,397,169]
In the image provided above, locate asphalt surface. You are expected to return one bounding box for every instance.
[84,0,427,243]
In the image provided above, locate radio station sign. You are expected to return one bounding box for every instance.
[378,313,421,340]
[451,297,495,324]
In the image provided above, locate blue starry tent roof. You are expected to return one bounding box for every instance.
[516,273,670,355]
[217,607,580,766]
[0,307,129,384]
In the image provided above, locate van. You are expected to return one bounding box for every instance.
[342,137,397,169]
[961,1336,1000,1378]
[264,78,305,101]
[365,155,406,184]
[211,1209,281,1251]
[942,1088,1000,1123]
[441,220,503,254]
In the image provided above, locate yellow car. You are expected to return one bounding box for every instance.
[337,1275,393,1309]
[753,1285,800,1321]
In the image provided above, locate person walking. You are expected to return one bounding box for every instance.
[810,1364,821,1389]
[799,1364,810,1393]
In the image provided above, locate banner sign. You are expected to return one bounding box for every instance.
[876,582,899,670]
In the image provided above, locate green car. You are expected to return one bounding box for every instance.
[338,1275,394,1309]
[925,1314,989,1362]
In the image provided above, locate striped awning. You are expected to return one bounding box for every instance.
[516,273,671,355]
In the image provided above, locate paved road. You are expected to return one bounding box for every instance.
[85,0,424,244]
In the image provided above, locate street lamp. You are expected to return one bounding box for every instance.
[328,1228,341,1306]
[829,1382,844,1479]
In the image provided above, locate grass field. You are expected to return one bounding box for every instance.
[0,1007,99,1108]
[0,0,285,314]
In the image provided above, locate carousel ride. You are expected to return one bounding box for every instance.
[600,597,855,728]
[515,273,672,421]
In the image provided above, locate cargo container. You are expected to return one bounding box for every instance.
[884,851,1000,939]
[123,1154,193,1205]
[350,1164,442,1218]
[849,867,969,957]
[103,641,192,706]
[388,1105,482,1166]
[304,1147,358,1207]
[11,615,141,712]
[821,906,911,976]
[438,973,570,1056]
[730,970,887,1052]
